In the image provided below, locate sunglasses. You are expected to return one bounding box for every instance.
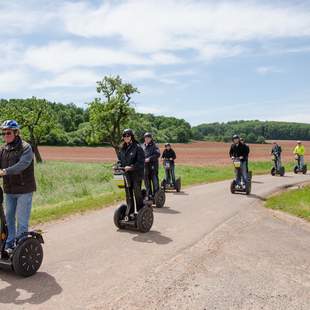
[123,134,131,138]
[1,132,13,136]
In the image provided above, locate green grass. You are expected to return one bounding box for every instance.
[265,186,310,221]
[28,160,295,225]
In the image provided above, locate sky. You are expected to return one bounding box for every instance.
[0,0,310,125]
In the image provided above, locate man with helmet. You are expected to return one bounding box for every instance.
[118,129,145,213]
[0,120,36,250]
[142,132,160,199]
[229,135,249,187]
[162,143,177,186]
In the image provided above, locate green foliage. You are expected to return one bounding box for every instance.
[88,75,137,152]
[192,120,310,143]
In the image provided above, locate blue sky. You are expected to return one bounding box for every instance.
[0,0,310,125]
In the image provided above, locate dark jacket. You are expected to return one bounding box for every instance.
[0,137,36,194]
[242,143,250,160]
[142,141,160,172]
[229,143,249,162]
[271,145,282,157]
[118,141,145,180]
[162,149,176,163]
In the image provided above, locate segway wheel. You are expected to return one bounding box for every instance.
[294,166,298,174]
[154,189,166,208]
[280,166,285,177]
[248,171,253,181]
[271,167,276,176]
[114,204,127,229]
[12,238,43,277]
[230,180,236,194]
[161,179,167,191]
[137,207,153,233]
[175,178,181,192]
[245,182,251,195]
[302,165,307,175]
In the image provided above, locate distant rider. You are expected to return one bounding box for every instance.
[118,129,145,213]
[271,141,282,170]
[162,143,177,186]
[293,141,305,169]
[229,135,248,187]
[142,133,160,198]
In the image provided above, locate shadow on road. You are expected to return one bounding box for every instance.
[172,191,188,196]
[252,181,264,184]
[247,193,267,201]
[0,271,62,306]
[132,230,173,244]
[153,207,180,215]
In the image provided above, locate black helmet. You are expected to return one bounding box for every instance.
[144,132,152,139]
[122,128,134,137]
[165,143,171,147]
[232,134,239,140]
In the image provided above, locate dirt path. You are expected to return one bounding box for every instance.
[0,174,310,309]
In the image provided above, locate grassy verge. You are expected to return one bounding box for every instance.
[28,160,293,225]
[265,186,310,222]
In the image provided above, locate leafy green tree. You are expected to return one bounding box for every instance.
[0,97,56,162]
[89,76,138,154]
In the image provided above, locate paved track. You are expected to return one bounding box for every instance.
[0,174,310,309]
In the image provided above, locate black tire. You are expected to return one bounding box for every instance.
[245,182,251,195]
[12,238,43,277]
[161,179,167,191]
[280,166,285,177]
[271,167,276,176]
[114,204,127,229]
[230,180,236,194]
[248,171,253,181]
[154,189,166,208]
[294,166,298,174]
[302,165,307,175]
[137,207,153,233]
[175,178,181,192]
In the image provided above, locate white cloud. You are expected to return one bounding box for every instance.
[256,66,283,75]
[0,69,32,92]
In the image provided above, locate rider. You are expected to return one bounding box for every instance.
[142,132,160,199]
[118,129,145,214]
[240,137,250,172]
[162,143,177,186]
[0,120,36,251]
[293,141,305,169]
[229,135,248,187]
[271,141,282,170]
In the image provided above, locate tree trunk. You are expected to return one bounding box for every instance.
[32,143,43,163]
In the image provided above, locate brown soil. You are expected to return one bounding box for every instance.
[38,140,310,166]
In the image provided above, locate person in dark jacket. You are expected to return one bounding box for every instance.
[118,129,145,214]
[0,120,36,250]
[271,141,282,171]
[142,132,160,198]
[229,135,248,186]
[162,143,177,186]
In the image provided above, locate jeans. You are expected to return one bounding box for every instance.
[165,164,176,185]
[5,192,33,249]
[144,166,159,197]
[298,155,305,168]
[275,156,282,170]
[235,161,248,186]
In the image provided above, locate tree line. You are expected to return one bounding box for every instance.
[191,120,310,143]
[1,76,309,163]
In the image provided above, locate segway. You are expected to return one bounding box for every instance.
[113,165,154,233]
[294,155,307,174]
[0,187,44,277]
[161,159,181,192]
[271,154,285,176]
[230,158,251,195]
[141,187,166,208]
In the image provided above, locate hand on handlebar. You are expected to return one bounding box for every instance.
[145,158,150,163]
[124,166,133,172]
